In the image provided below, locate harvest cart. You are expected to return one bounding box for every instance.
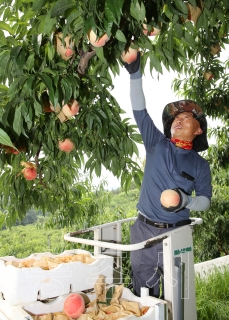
[64,217,202,320]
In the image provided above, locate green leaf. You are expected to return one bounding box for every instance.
[8,75,28,96]
[130,1,145,22]
[149,53,162,74]
[25,53,35,71]
[21,7,37,21]
[173,0,188,14]
[50,0,75,18]
[34,100,43,116]
[167,27,174,52]
[32,0,49,11]
[104,0,124,25]
[0,129,18,150]
[188,0,197,6]
[84,16,96,34]
[105,286,115,305]
[0,214,5,229]
[174,23,183,39]
[42,68,56,76]
[16,47,26,71]
[0,22,14,35]
[38,73,54,103]
[182,31,196,48]
[115,29,127,43]
[13,105,23,135]
[61,78,73,103]
[0,30,7,46]
[43,12,57,35]
[163,4,173,20]
[10,46,22,61]
[95,47,105,62]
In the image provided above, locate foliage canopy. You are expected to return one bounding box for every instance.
[0,0,229,224]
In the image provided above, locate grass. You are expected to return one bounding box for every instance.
[196,266,229,320]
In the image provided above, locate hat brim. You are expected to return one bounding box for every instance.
[162,100,209,152]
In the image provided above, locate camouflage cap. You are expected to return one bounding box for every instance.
[162,100,208,152]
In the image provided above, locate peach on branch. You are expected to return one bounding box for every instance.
[203,72,214,81]
[142,23,160,36]
[43,99,54,113]
[121,46,138,64]
[62,99,80,118]
[55,32,74,60]
[210,44,221,56]
[63,293,85,318]
[3,145,19,154]
[21,162,37,181]
[58,139,75,153]
[160,189,180,208]
[87,29,109,47]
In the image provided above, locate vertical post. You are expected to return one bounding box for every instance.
[174,258,185,320]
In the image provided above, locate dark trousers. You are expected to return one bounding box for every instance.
[130,217,176,298]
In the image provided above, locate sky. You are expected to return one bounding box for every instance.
[93,47,228,190]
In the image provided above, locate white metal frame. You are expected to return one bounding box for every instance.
[64,217,203,320]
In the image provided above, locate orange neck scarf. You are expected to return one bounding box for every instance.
[170,138,193,150]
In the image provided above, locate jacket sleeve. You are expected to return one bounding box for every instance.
[130,71,165,150]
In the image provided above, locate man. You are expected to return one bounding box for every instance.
[123,53,212,298]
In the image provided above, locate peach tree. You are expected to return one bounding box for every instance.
[0,0,228,226]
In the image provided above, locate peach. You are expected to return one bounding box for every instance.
[121,46,138,64]
[210,44,221,56]
[4,146,19,154]
[160,189,180,208]
[58,139,75,153]
[87,29,110,47]
[22,168,37,180]
[43,100,54,113]
[142,23,160,36]
[203,72,214,81]
[63,293,85,318]
[55,32,74,60]
[62,100,80,118]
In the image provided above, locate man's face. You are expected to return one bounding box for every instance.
[170,112,203,141]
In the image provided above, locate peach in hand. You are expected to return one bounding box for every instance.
[160,189,180,208]
[121,47,138,64]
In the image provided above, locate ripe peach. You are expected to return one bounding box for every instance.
[55,32,74,60]
[160,189,180,208]
[63,293,85,318]
[87,29,109,47]
[142,23,160,36]
[62,100,80,118]
[43,101,54,113]
[22,168,37,181]
[121,46,138,64]
[58,139,75,153]
[4,146,19,154]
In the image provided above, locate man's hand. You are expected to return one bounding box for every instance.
[123,51,141,74]
[160,188,189,212]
